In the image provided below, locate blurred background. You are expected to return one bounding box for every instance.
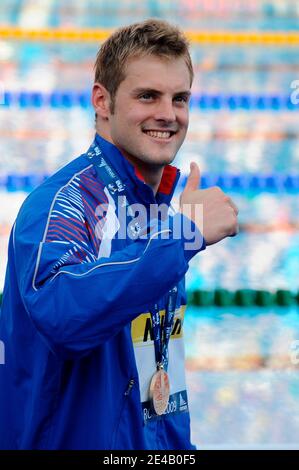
[0,0,299,449]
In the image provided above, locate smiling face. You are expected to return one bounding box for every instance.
[93,54,191,173]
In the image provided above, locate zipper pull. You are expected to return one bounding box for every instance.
[124,378,135,396]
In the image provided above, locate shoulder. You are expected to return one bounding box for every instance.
[15,154,106,236]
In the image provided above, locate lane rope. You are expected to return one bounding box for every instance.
[1,173,299,193]
[0,289,298,307]
[1,91,298,111]
[0,27,299,45]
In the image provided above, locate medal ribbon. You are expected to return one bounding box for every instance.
[87,137,179,373]
[87,138,149,238]
[86,140,127,201]
[150,286,178,373]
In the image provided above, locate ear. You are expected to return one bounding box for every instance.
[92,83,111,120]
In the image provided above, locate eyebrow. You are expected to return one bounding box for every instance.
[131,87,191,97]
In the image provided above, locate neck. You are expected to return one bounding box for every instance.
[96,129,164,195]
[134,164,164,195]
[119,147,164,195]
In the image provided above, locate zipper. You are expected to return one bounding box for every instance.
[124,378,135,396]
[110,378,136,449]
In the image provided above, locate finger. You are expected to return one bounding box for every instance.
[227,197,239,216]
[184,162,201,192]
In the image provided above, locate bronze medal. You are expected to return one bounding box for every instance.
[149,368,170,416]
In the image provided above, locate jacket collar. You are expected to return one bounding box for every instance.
[94,133,180,206]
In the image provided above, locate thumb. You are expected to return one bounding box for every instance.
[184,162,201,192]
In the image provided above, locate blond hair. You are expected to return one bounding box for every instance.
[94,19,193,113]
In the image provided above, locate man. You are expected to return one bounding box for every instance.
[0,19,238,449]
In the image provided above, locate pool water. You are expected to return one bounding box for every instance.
[185,306,299,447]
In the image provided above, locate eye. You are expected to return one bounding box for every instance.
[174,95,189,103]
[139,93,155,101]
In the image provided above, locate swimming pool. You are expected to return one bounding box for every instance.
[0,0,298,449]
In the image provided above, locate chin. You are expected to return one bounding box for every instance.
[149,156,174,166]
[160,153,176,164]
[150,149,177,163]
[136,146,177,166]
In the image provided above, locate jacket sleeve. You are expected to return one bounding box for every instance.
[14,206,205,359]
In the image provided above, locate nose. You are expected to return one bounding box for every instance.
[153,97,176,123]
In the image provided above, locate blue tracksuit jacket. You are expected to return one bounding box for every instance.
[0,134,205,449]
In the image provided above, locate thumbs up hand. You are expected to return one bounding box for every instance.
[180,162,239,246]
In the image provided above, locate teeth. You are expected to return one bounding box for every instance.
[145,130,171,139]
